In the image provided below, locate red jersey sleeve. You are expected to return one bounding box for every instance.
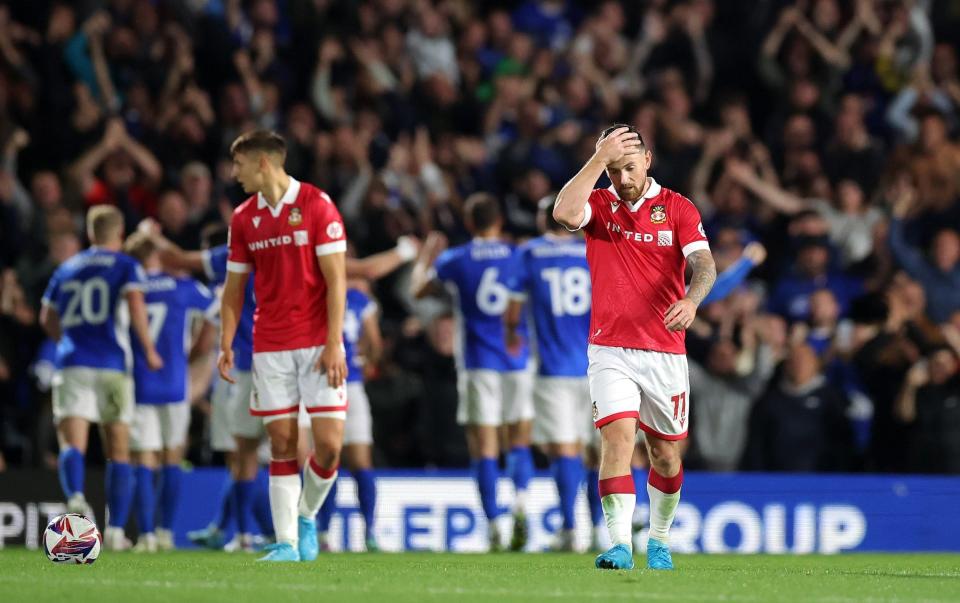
[313,189,348,257]
[675,196,710,258]
[227,210,252,273]
[572,189,606,237]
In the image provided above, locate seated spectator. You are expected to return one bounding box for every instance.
[742,342,855,472]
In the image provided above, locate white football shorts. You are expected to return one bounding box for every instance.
[456,365,535,426]
[230,370,264,440]
[130,402,191,451]
[297,382,369,446]
[533,376,591,445]
[52,368,134,425]
[251,345,347,424]
[587,344,690,440]
[209,377,237,452]
[344,381,373,445]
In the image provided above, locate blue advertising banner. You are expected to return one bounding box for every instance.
[170,470,960,554]
[2,470,958,553]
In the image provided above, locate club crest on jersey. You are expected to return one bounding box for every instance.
[288,207,303,226]
[252,216,261,228]
[650,204,667,224]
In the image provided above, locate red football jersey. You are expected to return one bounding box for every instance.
[576,178,710,354]
[227,178,347,353]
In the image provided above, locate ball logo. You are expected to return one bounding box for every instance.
[650,204,667,224]
[326,221,344,239]
[288,207,303,226]
[44,513,101,564]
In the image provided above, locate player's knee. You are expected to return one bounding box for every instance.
[312,435,342,469]
[647,441,681,474]
[269,435,298,459]
[600,426,634,467]
[237,449,259,479]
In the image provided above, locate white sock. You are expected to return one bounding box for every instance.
[513,489,528,515]
[601,493,636,550]
[647,467,683,543]
[298,456,337,518]
[268,459,301,547]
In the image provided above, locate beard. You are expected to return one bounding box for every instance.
[617,184,642,201]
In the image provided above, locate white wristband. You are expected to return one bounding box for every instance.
[395,236,418,262]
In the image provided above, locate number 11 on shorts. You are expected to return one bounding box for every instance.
[671,392,687,425]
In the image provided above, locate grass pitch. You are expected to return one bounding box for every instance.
[1,549,958,603]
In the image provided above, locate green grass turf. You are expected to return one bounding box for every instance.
[1,549,958,603]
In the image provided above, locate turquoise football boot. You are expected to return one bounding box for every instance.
[647,538,674,570]
[256,542,300,562]
[595,543,635,570]
[298,516,318,561]
[186,524,224,550]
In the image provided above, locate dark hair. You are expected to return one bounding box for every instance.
[599,123,645,148]
[464,192,502,232]
[538,195,565,233]
[229,130,287,159]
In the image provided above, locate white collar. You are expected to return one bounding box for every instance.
[608,177,661,212]
[257,177,301,217]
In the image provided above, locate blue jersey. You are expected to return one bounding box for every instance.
[344,288,377,384]
[42,248,146,372]
[203,245,255,372]
[434,239,529,371]
[133,272,216,404]
[507,235,590,377]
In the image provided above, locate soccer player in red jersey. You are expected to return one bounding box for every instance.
[553,125,717,570]
[218,130,347,562]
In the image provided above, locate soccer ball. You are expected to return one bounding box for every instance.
[43,513,102,564]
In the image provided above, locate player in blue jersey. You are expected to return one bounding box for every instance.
[505,196,591,552]
[314,281,383,551]
[123,233,218,552]
[150,227,271,552]
[40,206,163,551]
[411,193,535,551]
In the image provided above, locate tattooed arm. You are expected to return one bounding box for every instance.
[664,249,717,332]
[685,249,718,306]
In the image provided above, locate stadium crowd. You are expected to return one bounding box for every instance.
[0,0,959,476]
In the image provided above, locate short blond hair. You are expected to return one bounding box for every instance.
[86,205,124,244]
[123,231,157,264]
